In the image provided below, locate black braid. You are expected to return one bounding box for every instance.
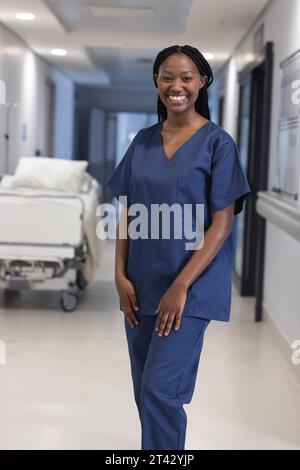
[152,45,213,123]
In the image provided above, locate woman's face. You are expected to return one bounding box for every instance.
[154,52,208,115]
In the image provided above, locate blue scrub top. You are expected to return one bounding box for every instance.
[106,120,251,322]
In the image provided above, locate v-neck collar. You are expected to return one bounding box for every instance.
[158,120,212,162]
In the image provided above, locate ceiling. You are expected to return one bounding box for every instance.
[0,0,270,89]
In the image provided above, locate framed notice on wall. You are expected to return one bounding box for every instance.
[274,49,300,201]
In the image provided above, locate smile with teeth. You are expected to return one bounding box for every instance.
[167,95,189,103]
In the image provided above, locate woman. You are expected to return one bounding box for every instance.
[106,44,251,450]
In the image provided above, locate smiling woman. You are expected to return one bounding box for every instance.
[106,44,251,451]
[153,45,213,123]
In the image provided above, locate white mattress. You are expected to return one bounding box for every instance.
[0,181,102,282]
[0,189,84,246]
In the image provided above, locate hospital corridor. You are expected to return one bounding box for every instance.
[1,0,300,452]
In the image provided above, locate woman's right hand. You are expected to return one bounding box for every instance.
[116,274,139,327]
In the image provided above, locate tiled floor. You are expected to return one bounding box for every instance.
[0,239,299,449]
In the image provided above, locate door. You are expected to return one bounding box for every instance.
[218,95,224,127]
[44,79,56,157]
[235,42,273,321]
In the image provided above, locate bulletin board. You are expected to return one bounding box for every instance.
[275,49,300,201]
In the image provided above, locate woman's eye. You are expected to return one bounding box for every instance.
[162,76,192,82]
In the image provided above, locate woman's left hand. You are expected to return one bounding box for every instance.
[155,282,188,336]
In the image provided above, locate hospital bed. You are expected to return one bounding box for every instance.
[0,163,102,312]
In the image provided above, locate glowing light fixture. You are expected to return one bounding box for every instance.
[16,12,36,21]
[203,53,214,60]
[51,49,68,56]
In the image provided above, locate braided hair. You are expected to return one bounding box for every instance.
[152,44,213,123]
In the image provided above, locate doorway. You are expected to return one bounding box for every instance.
[235,42,273,321]
[44,79,56,157]
[218,95,224,127]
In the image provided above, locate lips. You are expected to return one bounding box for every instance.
[166,95,189,103]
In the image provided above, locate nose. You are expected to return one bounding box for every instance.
[169,78,184,92]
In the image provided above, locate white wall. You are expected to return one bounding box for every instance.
[50,67,75,160]
[211,0,300,342]
[0,22,75,173]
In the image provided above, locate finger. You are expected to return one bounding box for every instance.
[164,314,176,336]
[123,301,138,325]
[128,311,138,325]
[158,314,169,337]
[126,318,135,328]
[155,313,162,332]
[124,311,137,328]
[155,311,163,331]
[126,295,139,324]
[155,300,161,314]
[174,313,182,331]
[129,290,140,312]
[123,296,133,315]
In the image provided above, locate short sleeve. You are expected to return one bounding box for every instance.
[106,131,140,205]
[209,139,251,216]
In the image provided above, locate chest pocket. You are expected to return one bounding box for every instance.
[177,173,206,205]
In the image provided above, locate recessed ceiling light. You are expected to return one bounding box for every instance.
[51,49,68,56]
[16,12,36,21]
[203,52,214,60]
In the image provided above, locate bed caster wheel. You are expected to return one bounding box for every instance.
[76,270,88,290]
[60,291,78,312]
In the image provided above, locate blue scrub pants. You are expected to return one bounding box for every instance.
[124,314,210,450]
